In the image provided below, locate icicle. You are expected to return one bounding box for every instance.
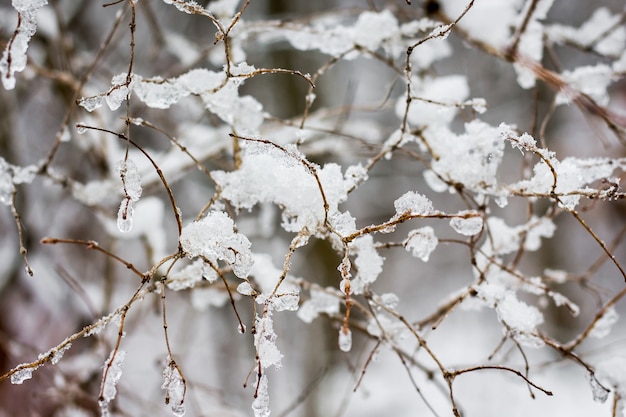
[338,328,353,352]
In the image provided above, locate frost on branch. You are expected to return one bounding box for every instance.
[1,0,48,90]
[179,211,253,279]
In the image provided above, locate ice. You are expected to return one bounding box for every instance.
[1,1,48,90]
[252,374,270,417]
[99,349,125,417]
[587,371,610,403]
[404,227,438,262]
[10,366,34,384]
[449,211,483,236]
[338,328,353,352]
[116,198,135,233]
[0,157,37,205]
[162,360,186,417]
[117,159,142,201]
[238,323,246,334]
[393,191,433,217]
[596,357,626,400]
[77,95,105,112]
[237,281,255,296]
[38,342,72,365]
[589,307,619,339]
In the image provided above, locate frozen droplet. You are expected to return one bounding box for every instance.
[449,212,483,236]
[10,367,34,384]
[238,323,246,334]
[338,328,352,352]
[587,372,609,403]
[76,124,87,134]
[117,198,135,233]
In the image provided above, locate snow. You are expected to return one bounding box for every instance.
[496,292,544,346]
[426,121,506,193]
[397,75,469,129]
[249,253,300,312]
[596,357,626,401]
[556,65,613,106]
[179,211,253,279]
[404,226,438,262]
[589,307,619,339]
[212,142,348,233]
[254,314,282,369]
[350,235,384,294]
[297,287,340,323]
[547,7,626,56]
[279,10,400,59]
[393,191,433,217]
[252,374,270,417]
